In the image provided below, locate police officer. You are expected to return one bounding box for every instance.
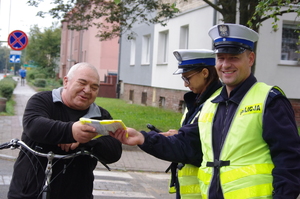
[111,24,300,199]
[164,49,222,199]
[111,49,222,199]
[196,23,300,198]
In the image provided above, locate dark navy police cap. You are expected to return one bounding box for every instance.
[173,49,215,75]
[208,23,259,54]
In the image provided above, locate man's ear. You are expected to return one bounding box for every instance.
[248,51,255,67]
[63,76,68,88]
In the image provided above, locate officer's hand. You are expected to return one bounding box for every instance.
[159,129,178,137]
[109,127,145,146]
[72,121,98,143]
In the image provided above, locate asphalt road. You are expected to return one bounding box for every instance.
[0,158,174,199]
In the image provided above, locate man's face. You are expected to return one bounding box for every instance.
[216,51,254,93]
[62,67,100,110]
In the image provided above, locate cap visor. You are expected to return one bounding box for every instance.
[215,47,246,54]
[173,68,184,75]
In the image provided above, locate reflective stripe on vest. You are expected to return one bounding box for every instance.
[176,108,202,198]
[178,164,202,198]
[198,82,274,199]
[168,107,202,197]
[176,88,222,198]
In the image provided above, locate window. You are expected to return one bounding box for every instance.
[141,92,147,105]
[129,90,134,102]
[130,39,136,65]
[157,31,169,63]
[179,25,189,49]
[179,100,186,114]
[281,23,300,61]
[159,96,166,108]
[142,35,151,64]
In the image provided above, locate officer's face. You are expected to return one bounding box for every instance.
[182,68,208,94]
[216,51,254,93]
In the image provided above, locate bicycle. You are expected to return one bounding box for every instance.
[0,138,108,199]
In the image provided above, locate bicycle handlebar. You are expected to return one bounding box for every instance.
[1,138,110,199]
[0,141,11,150]
[0,138,99,160]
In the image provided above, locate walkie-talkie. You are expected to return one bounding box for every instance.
[146,123,161,133]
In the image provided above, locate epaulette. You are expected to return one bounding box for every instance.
[269,86,285,99]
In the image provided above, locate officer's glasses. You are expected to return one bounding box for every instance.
[181,71,201,85]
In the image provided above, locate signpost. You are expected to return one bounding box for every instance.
[9,51,22,63]
[7,30,28,51]
[6,31,28,76]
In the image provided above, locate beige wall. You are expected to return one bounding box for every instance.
[59,18,119,81]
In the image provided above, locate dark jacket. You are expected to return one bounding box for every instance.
[209,74,300,199]
[140,74,300,199]
[140,79,223,199]
[8,90,122,199]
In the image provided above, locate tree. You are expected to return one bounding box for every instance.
[27,0,299,38]
[250,0,300,30]
[24,23,61,78]
[0,46,21,74]
[27,0,299,72]
[0,46,10,73]
[27,0,180,41]
[202,0,299,72]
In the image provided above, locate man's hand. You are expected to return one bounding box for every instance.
[109,127,145,146]
[72,121,98,143]
[58,142,80,152]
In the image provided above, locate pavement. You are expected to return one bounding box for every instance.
[0,78,171,173]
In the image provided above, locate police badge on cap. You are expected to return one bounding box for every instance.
[173,49,215,75]
[208,23,259,54]
[218,25,229,37]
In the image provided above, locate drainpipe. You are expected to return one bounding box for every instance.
[212,0,217,49]
[69,29,74,70]
[79,22,84,62]
[116,34,122,99]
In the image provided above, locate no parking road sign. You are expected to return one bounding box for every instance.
[8,30,28,51]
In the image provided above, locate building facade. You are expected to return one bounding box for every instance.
[118,1,300,125]
[59,1,300,126]
[59,17,119,97]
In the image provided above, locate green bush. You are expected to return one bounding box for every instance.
[34,78,46,87]
[28,72,35,80]
[1,76,17,87]
[0,77,16,100]
[27,68,47,81]
[35,73,46,79]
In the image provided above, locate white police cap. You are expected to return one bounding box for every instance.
[208,23,259,54]
[173,49,215,75]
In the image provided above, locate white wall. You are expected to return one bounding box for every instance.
[150,4,300,99]
[151,5,214,91]
[256,13,300,99]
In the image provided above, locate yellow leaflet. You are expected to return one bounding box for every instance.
[80,118,128,138]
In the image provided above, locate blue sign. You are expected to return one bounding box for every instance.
[9,54,21,63]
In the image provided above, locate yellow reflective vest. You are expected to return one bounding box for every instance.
[198,82,274,199]
[176,88,221,199]
[177,109,202,199]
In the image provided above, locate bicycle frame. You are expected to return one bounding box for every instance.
[0,138,100,199]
